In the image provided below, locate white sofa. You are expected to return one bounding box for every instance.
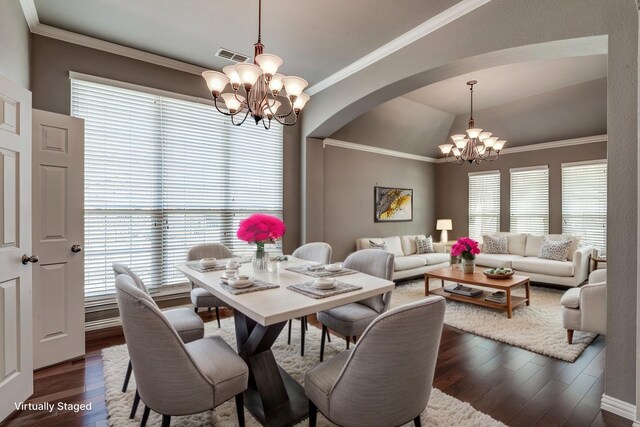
[355,235,450,281]
[475,233,592,287]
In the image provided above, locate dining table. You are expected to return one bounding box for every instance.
[177,256,395,427]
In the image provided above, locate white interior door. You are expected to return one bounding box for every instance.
[0,75,33,421]
[32,109,84,369]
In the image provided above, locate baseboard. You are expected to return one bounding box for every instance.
[601,394,636,421]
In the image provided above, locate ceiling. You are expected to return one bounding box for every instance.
[33,0,460,86]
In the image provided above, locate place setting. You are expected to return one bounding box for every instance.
[185,257,250,273]
[285,261,358,278]
[287,276,363,299]
[219,266,279,295]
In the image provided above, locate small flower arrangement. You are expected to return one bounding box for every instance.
[450,237,480,261]
[236,214,286,247]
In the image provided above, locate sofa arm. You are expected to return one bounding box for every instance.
[579,282,607,335]
[589,269,606,284]
[572,246,593,285]
[433,242,447,254]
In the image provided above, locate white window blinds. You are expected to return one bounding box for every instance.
[510,166,549,234]
[562,161,607,253]
[468,171,500,240]
[71,78,283,300]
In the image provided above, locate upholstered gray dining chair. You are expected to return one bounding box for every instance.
[115,274,249,427]
[317,249,395,361]
[288,242,332,356]
[188,243,234,327]
[112,264,205,418]
[306,297,446,427]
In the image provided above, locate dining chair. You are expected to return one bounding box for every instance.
[112,263,205,418]
[306,296,446,427]
[115,274,248,427]
[188,243,234,327]
[316,249,395,361]
[288,242,332,356]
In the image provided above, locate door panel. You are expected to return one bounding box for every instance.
[0,74,32,422]
[32,109,84,369]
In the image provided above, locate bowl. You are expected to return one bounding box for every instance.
[314,277,337,290]
[222,269,238,279]
[228,276,252,288]
[483,268,515,279]
[226,260,240,269]
[200,258,217,268]
[325,263,343,272]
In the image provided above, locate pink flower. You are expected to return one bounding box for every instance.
[237,214,286,244]
[450,237,480,259]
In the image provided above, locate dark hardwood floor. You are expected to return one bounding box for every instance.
[2,308,631,427]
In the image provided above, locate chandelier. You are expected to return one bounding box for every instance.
[439,80,506,164]
[201,0,309,129]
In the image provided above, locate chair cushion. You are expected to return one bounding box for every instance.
[482,235,509,254]
[400,235,427,255]
[317,304,379,337]
[186,336,249,406]
[561,288,581,309]
[394,256,426,271]
[305,350,352,417]
[191,287,225,309]
[163,307,205,343]
[475,254,522,268]
[512,257,575,277]
[408,253,450,266]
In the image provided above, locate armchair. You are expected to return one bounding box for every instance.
[561,269,606,344]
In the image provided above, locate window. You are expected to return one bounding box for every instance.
[510,166,549,234]
[468,171,500,240]
[562,160,607,252]
[72,78,283,300]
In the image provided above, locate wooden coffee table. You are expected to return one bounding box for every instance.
[424,267,531,319]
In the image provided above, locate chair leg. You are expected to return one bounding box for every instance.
[235,393,245,427]
[304,316,308,331]
[140,405,151,427]
[287,319,292,345]
[414,414,422,427]
[567,329,574,344]
[215,306,221,328]
[320,325,327,362]
[122,360,133,392]
[129,390,140,419]
[326,329,331,342]
[161,414,171,427]
[300,317,306,357]
[194,307,198,313]
[352,335,357,343]
[309,399,318,427]
[345,336,350,349]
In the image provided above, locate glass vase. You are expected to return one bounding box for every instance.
[253,243,268,271]
[462,258,475,274]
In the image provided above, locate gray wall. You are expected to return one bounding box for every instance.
[323,146,435,261]
[0,0,30,88]
[435,141,607,239]
[30,34,301,253]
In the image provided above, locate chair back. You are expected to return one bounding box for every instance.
[115,275,214,415]
[187,243,233,261]
[112,263,149,295]
[344,249,395,312]
[328,297,446,427]
[292,242,332,264]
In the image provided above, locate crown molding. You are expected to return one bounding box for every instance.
[323,138,439,163]
[19,0,39,31]
[306,0,492,96]
[601,394,636,421]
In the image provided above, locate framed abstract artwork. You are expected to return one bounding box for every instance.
[374,186,413,222]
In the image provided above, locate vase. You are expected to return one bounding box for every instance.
[462,258,475,274]
[253,243,268,271]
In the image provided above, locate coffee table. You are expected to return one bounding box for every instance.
[424,267,531,318]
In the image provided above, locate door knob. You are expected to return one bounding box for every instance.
[71,244,83,253]
[22,254,39,265]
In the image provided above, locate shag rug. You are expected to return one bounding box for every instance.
[103,319,505,426]
[392,279,596,362]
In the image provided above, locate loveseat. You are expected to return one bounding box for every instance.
[475,233,592,287]
[355,235,450,281]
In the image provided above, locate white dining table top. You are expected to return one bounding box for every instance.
[176,257,395,326]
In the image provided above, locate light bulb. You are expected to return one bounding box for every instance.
[223,65,241,86]
[494,140,506,151]
[202,71,229,95]
[454,139,468,149]
[235,63,263,87]
[282,76,308,98]
[255,54,283,77]
[439,144,453,154]
[484,137,499,148]
[293,93,310,110]
[269,73,284,94]
[478,132,492,141]
[450,134,466,142]
[466,128,483,139]
[221,93,245,113]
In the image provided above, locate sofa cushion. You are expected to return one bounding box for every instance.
[415,236,435,254]
[512,257,575,277]
[525,234,545,257]
[560,288,581,309]
[482,234,509,254]
[409,253,450,266]
[394,256,426,271]
[369,239,388,251]
[400,234,426,255]
[539,238,572,261]
[475,254,522,268]
[487,232,527,256]
[547,234,581,261]
[382,236,404,257]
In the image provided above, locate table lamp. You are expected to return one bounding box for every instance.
[436,219,452,243]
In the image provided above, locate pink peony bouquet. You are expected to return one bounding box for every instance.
[450,237,480,261]
[237,214,286,246]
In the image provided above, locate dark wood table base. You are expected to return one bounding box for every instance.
[234,310,309,427]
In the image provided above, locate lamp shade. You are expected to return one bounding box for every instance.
[436,219,453,230]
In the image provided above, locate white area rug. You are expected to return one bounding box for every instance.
[392,279,596,362]
[103,319,504,426]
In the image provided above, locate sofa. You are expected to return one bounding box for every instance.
[475,233,592,287]
[355,235,450,280]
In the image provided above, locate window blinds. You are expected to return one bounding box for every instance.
[510,166,549,234]
[468,171,501,240]
[71,78,283,299]
[562,161,607,253]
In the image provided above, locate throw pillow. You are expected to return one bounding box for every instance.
[415,236,434,254]
[482,235,509,254]
[369,240,387,251]
[538,238,572,261]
